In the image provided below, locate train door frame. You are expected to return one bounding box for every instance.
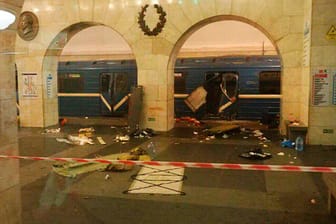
[99,72,113,115]
[99,71,130,116]
[204,71,239,118]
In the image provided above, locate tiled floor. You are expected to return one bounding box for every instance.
[3,118,336,223]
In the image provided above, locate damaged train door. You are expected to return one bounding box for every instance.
[100,72,129,116]
[204,72,239,118]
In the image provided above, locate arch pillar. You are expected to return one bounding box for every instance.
[0,2,23,223]
[134,38,175,131]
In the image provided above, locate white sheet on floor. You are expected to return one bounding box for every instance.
[127,165,185,195]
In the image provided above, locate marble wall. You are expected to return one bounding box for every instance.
[309,0,336,145]
[0,1,23,223]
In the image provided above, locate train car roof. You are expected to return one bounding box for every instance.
[175,55,281,69]
[58,60,137,71]
[58,55,281,71]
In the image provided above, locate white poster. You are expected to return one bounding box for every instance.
[312,69,330,106]
[22,73,38,97]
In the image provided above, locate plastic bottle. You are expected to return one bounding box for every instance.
[295,136,304,151]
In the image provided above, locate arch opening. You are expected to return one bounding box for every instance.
[169,16,282,128]
[41,23,137,125]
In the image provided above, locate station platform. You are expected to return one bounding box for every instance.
[11,117,336,223]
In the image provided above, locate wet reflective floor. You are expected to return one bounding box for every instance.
[3,118,336,223]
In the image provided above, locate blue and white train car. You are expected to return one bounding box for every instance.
[57,55,281,121]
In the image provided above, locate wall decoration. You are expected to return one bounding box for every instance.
[326,25,336,40]
[22,73,38,97]
[17,11,39,41]
[138,4,166,36]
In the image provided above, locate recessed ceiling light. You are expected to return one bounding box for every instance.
[0,9,16,30]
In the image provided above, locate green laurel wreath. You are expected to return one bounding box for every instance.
[138,4,167,36]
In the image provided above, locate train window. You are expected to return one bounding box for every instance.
[114,73,128,94]
[58,73,84,93]
[101,73,112,93]
[174,73,187,93]
[259,71,281,94]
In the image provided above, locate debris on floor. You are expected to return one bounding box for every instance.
[277,152,285,156]
[239,148,272,160]
[53,146,152,178]
[56,138,72,144]
[131,128,155,138]
[281,139,295,148]
[56,135,94,145]
[175,116,202,126]
[59,118,68,126]
[115,135,130,142]
[97,136,106,145]
[42,128,61,134]
[78,127,95,137]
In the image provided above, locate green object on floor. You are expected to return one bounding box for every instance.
[52,147,151,178]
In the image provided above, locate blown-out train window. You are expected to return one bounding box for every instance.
[259,71,281,94]
[174,72,187,94]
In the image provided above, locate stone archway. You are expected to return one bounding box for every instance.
[167,15,288,132]
[18,22,137,127]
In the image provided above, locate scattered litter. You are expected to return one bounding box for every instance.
[263,144,269,148]
[253,130,263,137]
[240,148,272,160]
[110,126,117,129]
[59,118,68,126]
[79,127,95,133]
[281,139,295,148]
[56,138,72,144]
[310,199,316,204]
[97,137,106,145]
[105,174,110,180]
[78,127,95,137]
[68,135,94,145]
[85,117,89,119]
[53,146,152,177]
[43,128,61,134]
[115,135,130,142]
[289,161,294,164]
[277,152,285,156]
[243,136,249,139]
[176,116,202,126]
[193,131,199,135]
[205,137,210,141]
[131,128,155,138]
[293,157,297,160]
[174,142,180,145]
[222,134,229,139]
[209,135,215,139]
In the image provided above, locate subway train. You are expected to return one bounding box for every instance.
[57,55,281,122]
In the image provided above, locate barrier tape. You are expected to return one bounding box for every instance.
[1,155,336,173]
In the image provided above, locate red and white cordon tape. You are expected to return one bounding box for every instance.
[1,154,336,173]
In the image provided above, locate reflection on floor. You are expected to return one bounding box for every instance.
[6,118,336,223]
